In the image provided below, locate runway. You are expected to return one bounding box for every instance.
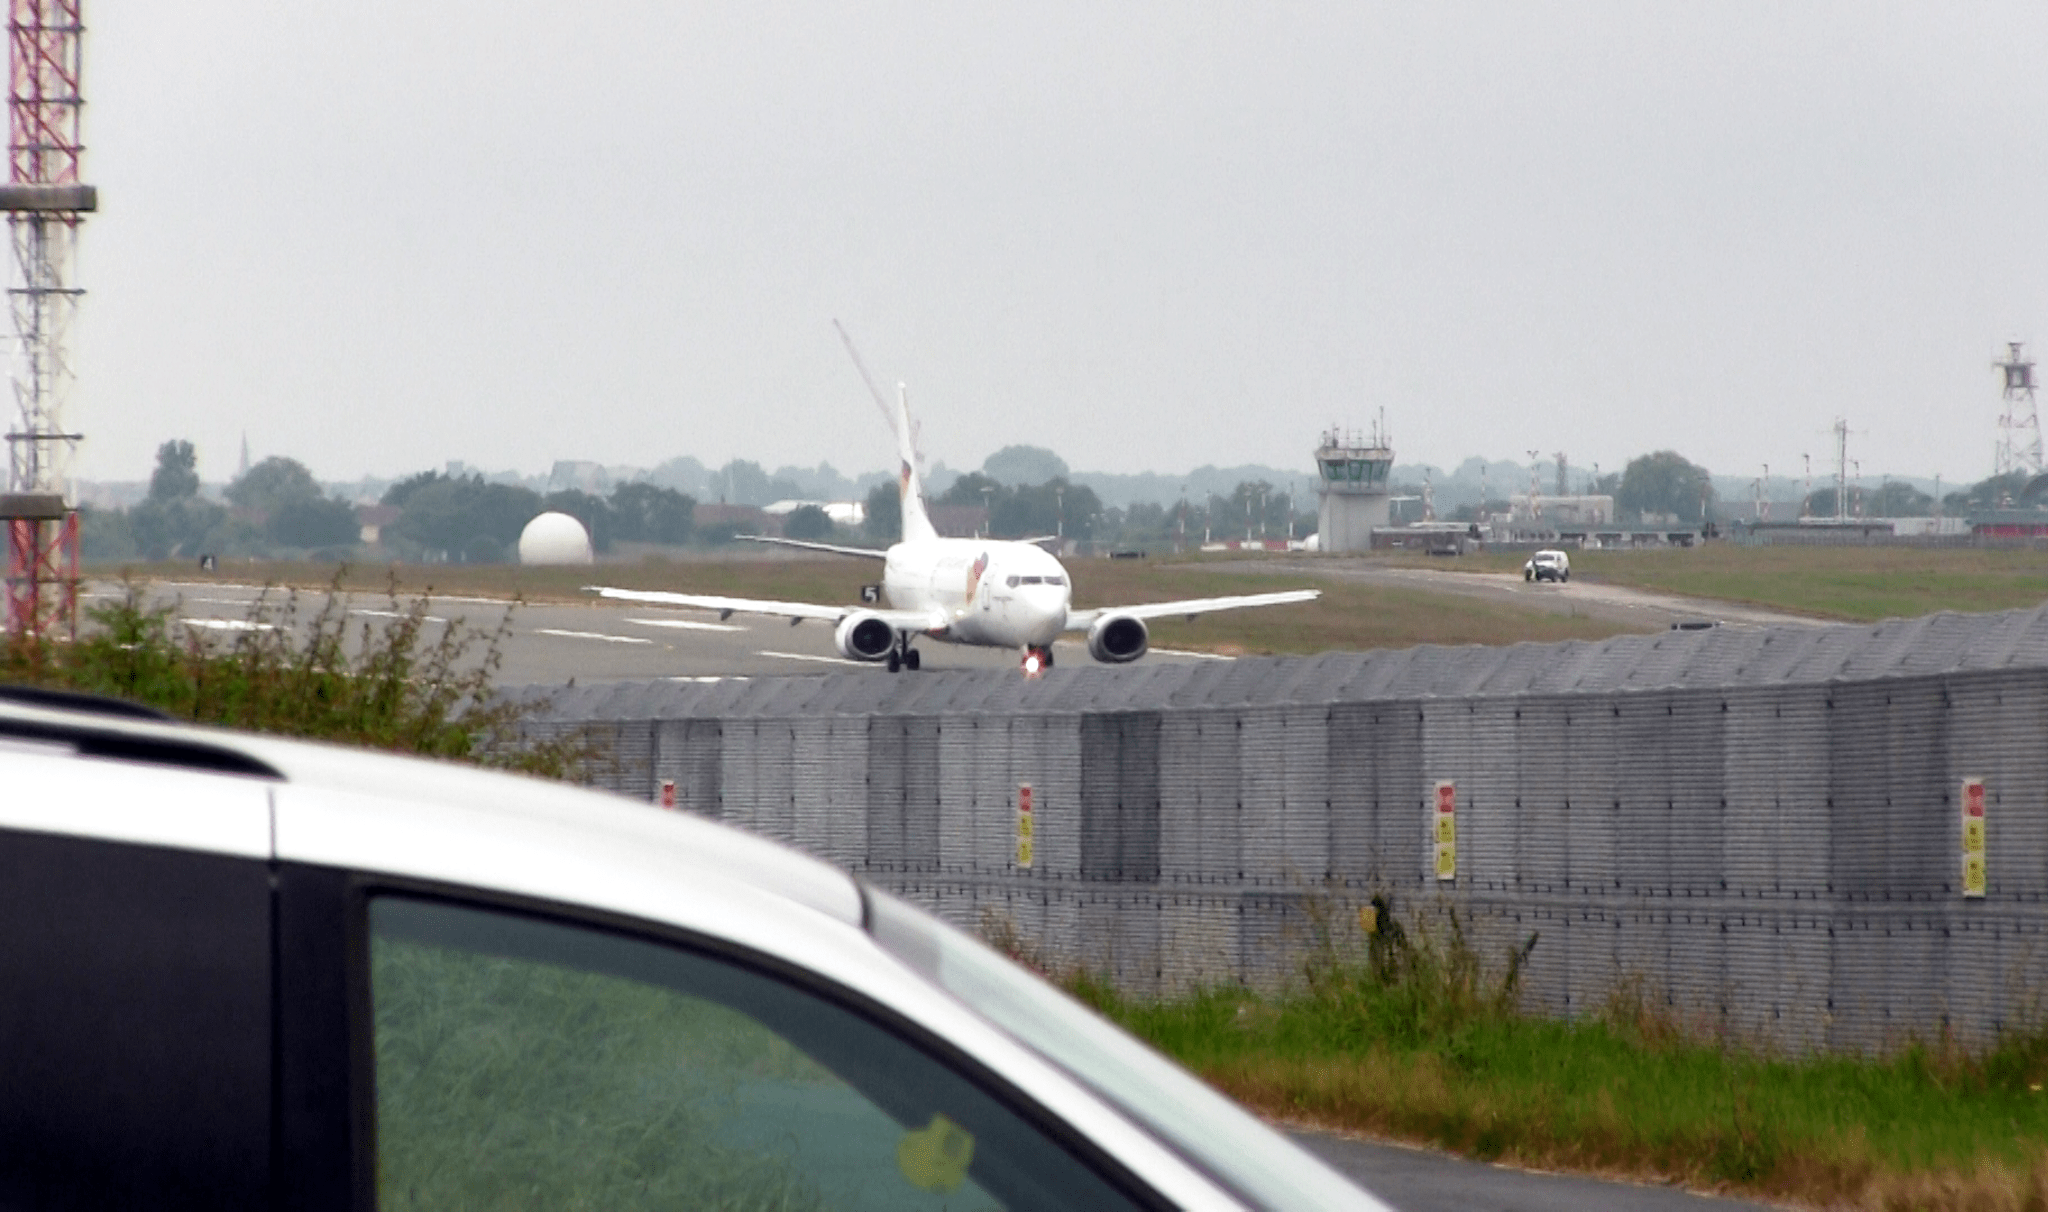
[89,579,1226,685]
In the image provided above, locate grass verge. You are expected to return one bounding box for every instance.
[2,575,585,776]
[1052,903,2048,1210]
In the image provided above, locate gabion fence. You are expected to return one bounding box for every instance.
[523,604,2048,1053]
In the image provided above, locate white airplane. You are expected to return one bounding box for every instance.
[590,377,1319,674]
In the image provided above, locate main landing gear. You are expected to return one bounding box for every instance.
[1021,646,1054,677]
[886,633,922,673]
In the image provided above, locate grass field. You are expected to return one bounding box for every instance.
[94,554,1646,655]
[1074,923,2048,1211]
[1402,544,2048,623]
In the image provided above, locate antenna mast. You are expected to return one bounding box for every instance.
[0,0,93,639]
[1995,341,2044,480]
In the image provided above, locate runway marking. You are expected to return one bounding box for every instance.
[533,628,653,645]
[1152,648,1236,660]
[667,675,747,683]
[181,617,278,632]
[625,616,747,633]
[154,581,268,593]
[352,608,449,623]
[757,650,867,667]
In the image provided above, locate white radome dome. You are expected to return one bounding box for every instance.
[518,511,594,565]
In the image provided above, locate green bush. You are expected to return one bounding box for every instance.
[0,575,583,777]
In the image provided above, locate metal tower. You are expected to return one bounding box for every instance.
[0,0,92,639]
[1995,342,2044,481]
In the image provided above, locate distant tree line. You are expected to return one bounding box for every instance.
[88,442,361,561]
[377,474,699,563]
[83,441,706,565]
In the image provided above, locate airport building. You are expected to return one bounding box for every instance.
[1313,424,1393,553]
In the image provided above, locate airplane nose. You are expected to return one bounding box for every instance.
[1017,588,1066,645]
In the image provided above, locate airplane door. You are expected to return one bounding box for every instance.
[979,579,991,612]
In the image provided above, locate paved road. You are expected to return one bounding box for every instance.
[1208,557,1820,630]
[90,579,1226,685]
[1288,1128,1779,1212]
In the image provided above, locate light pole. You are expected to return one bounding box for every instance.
[1177,486,1186,553]
[1055,486,1064,543]
[980,485,993,537]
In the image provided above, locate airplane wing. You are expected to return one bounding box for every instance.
[587,586,946,631]
[1065,589,1320,631]
[737,535,889,560]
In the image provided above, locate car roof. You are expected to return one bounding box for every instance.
[0,699,866,928]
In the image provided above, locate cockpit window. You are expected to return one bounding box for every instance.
[1006,576,1020,588]
[1046,577,1066,586]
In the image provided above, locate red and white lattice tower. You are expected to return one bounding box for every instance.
[0,0,93,640]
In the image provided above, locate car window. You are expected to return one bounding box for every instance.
[368,896,1151,1212]
[865,890,1390,1211]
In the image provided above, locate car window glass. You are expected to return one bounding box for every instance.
[369,896,1147,1212]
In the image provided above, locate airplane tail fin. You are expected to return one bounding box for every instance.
[894,384,939,544]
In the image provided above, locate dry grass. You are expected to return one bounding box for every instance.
[96,554,1649,655]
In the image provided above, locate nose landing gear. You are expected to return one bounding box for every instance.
[1021,645,1053,677]
[887,634,921,673]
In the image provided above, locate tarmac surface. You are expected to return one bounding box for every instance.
[92,559,1815,686]
[1287,1129,1778,1211]
[89,578,1228,684]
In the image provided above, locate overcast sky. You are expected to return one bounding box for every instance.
[65,2,2048,487]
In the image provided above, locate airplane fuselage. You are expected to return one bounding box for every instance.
[883,536,1071,649]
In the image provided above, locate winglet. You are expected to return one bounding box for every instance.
[894,384,939,544]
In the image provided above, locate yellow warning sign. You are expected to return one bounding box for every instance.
[1433,779,1456,881]
[1961,776,1987,900]
[1016,782,1035,869]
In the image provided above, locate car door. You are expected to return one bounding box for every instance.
[0,754,276,1208]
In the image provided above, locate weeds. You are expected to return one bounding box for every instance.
[0,574,589,778]
[1056,890,2048,1209]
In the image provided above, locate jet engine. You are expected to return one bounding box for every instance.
[833,613,896,661]
[1085,613,1148,663]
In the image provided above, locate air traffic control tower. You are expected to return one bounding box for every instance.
[1314,423,1393,552]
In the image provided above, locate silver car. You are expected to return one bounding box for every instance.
[0,693,1388,1210]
